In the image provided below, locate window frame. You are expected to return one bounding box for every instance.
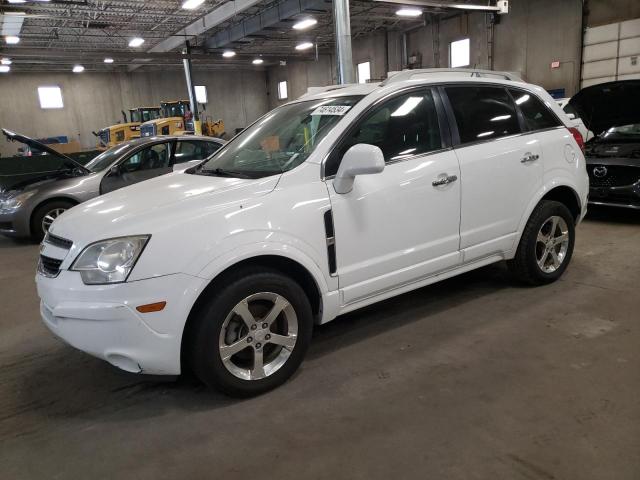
[194,85,208,104]
[174,139,222,164]
[439,83,528,147]
[449,38,470,68]
[357,61,371,84]
[277,80,288,100]
[506,87,564,133]
[322,86,452,179]
[37,85,64,110]
[111,140,173,171]
[118,141,172,172]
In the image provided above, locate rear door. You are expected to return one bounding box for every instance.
[100,141,172,194]
[443,84,544,261]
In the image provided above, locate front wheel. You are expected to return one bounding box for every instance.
[30,199,75,242]
[508,200,575,285]
[187,268,313,397]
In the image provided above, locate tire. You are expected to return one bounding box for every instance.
[508,200,575,285]
[187,267,313,397]
[30,199,76,242]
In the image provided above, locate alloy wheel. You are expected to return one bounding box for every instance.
[535,215,570,273]
[218,292,298,380]
[41,208,66,234]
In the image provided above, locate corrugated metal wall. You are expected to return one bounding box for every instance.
[582,17,640,87]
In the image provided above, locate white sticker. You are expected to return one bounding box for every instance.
[311,105,352,116]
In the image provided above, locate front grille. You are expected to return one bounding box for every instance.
[588,165,640,188]
[39,255,63,277]
[45,232,73,249]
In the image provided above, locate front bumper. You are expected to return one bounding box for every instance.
[0,208,30,237]
[36,270,208,375]
[588,181,640,210]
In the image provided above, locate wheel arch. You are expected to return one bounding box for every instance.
[180,254,324,368]
[540,185,582,223]
[29,196,80,234]
[512,182,583,257]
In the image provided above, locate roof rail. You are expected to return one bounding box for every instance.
[382,68,523,85]
[299,83,360,99]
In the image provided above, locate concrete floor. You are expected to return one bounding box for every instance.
[0,207,638,479]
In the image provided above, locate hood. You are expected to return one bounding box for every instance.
[49,171,280,246]
[2,128,90,173]
[0,170,78,193]
[567,80,640,136]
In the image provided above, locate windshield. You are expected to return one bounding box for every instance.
[194,96,363,179]
[84,144,131,172]
[600,123,640,139]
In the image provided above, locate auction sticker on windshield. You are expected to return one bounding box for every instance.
[311,105,352,116]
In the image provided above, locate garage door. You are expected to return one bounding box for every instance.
[581,17,640,88]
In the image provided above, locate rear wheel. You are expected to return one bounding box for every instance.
[508,200,575,285]
[30,199,75,242]
[187,268,313,397]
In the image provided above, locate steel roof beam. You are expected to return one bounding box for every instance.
[204,0,328,49]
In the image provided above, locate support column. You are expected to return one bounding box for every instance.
[182,41,199,127]
[333,0,355,84]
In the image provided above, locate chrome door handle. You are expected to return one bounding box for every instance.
[432,174,458,187]
[521,152,540,163]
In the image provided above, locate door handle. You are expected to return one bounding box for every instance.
[521,152,540,163]
[432,174,458,187]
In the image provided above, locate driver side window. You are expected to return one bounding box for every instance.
[120,143,170,172]
[326,88,442,176]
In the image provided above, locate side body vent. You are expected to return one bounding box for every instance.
[323,209,337,276]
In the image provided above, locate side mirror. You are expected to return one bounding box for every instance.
[333,144,385,194]
[109,165,120,176]
[567,113,576,120]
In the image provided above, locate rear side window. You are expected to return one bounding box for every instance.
[509,89,562,131]
[445,86,521,144]
[326,88,442,176]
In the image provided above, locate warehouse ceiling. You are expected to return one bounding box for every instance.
[0,0,485,72]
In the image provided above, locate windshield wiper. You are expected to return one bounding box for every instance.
[199,168,252,178]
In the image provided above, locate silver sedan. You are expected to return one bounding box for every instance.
[0,130,224,240]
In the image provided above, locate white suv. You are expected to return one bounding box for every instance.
[36,69,589,396]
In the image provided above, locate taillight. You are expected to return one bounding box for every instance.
[568,127,584,153]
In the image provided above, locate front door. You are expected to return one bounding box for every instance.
[326,88,462,306]
[100,142,173,194]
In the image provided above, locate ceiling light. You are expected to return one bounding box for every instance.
[0,66,10,73]
[128,37,144,47]
[292,18,317,30]
[1,58,11,65]
[72,65,85,73]
[396,8,422,17]
[252,58,264,65]
[5,12,26,15]
[295,42,313,51]
[5,36,20,45]
[7,0,27,3]
[181,0,205,9]
[222,50,235,58]
[104,58,114,64]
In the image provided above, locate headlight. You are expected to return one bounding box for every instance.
[71,235,150,284]
[0,190,37,212]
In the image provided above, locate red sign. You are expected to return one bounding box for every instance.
[550,61,560,69]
